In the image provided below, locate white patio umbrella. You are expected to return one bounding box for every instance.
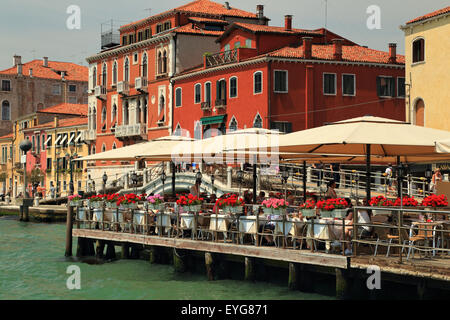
[436,138,450,154]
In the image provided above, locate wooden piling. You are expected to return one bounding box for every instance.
[65,205,73,257]
[121,243,130,259]
[298,264,314,292]
[205,252,215,281]
[76,237,84,257]
[173,248,187,273]
[335,268,351,300]
[149,246,159,264]
[95,240,105,259]
[130,245,140,259]
[245,257,256,282]
[105,242,116,260]
[288,262,299,290]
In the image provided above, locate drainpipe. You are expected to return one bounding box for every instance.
[267,60,272,129]
[168,34,177,135]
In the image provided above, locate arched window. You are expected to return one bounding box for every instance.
[2,101,11,120]
[162,50,167,74]
[412,38,425,63]
[229,117,238,132]
[158,52,162,74]
[92,108,97,130]
[142,53,148,78]
[124,57,129,82]
[229,77,238,98]
[174,124,182,136]
[92,146,96,155]
[143,99,148,124]
[175,88,182,107]
[254,71,263,94]
[92,67,97,88]
[111,104,117,122]
[102,63,107,86]
[137,99,141,123]
[123,101,129,125]
[415,98,425,126]
[101,106,107,123]
[32,136,36,152]
[194,121,202,140]
[101,143,106,153]
[194,84,202,104]
[112,61,118,85]
[253,114,263,128]
[112,142,117,150]
[159,95,165,121]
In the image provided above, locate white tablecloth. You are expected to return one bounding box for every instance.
[133,212,146,225]
[239,216,257,234]
[92,209,103,222]
[156,213,172,228]
[180,214,195,229]
[209,214,231,231]
[273,221,293,236]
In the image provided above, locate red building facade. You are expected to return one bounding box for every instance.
[172,15,406,138]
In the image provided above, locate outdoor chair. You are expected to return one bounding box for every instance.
[197,214,212,240]
[406,223,438,260]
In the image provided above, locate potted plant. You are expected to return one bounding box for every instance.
[300,199,316,217]
[316,200,333,218]
[329,198,349,218]
[105,194,120,208]
[421,194,448,208]
[68,194,82,207]
[117,193,140,209]
[88,195,105,208]
[369,195,394,215]
[262,198,289,215]
[147,194,165,211]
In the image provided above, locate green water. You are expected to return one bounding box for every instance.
[0,218,332,300]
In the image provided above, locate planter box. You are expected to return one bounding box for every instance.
[302,209,316,217]
[262,207,273,215]
[320,210,333,218]
[106,202,118,209]
[332,209,347,219]
[69,201,82,207]
[272,208,286,216]
[120,203,138,210]
[148,203,164,211]
[89,201,104,209]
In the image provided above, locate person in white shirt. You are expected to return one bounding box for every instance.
[342,199,372,255]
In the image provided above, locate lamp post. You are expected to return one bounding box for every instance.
[18,139,32,222]
[161,171,166,196]
[64,144,78,258]
[131,171,138,194]
[281,168,290,200]
[65,144,77,197]
[425,167,433,195]
[210,173,215,194]
[102,172,108,194]
[236,169,244,196]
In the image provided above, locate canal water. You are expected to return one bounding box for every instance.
[0,217,333,300]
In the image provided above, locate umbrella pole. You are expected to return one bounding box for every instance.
[253,164,257,204]
[366,144,371,202]
[303,161,307,203]
[397,156,403,263]
[171,162,176,196]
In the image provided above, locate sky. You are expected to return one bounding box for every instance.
[0,0,448,69]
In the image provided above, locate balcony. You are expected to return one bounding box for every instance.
[215,99,227,110]
[115,123,147,141]
[205,49,238,68]
[135,77,148,92]
[117,81,129,96]
[94,85,107,100]
[201,102,211,111]
[82,129,97,142]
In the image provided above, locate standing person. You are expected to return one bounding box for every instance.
[50,182,56,199]
[190,180,201,197]
[325,180,337,198]
[430,168,443,194]
[332,163,341,188]
[384,164,393,193]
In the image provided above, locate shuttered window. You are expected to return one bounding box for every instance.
[377,76,395,97]
[274,71,287,93]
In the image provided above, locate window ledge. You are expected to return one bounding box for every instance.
[343,94,356,97]
[412,61,425,67]
[274,91,288,94]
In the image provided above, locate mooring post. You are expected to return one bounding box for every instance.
[86,238,95,256]
[121,243,130,259]
[335,268,351,300]
[244,257,256,282]
[76,237,84,257]
[288,263,300,290]
[298,264,314,292]
[173,248,186,273]
[95,240,105,259]
[105,242,116,260]
[205,252,215,281]
[149,246,159,264]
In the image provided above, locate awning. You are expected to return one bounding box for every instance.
[68,133,75,145]
[44,135,52,146]
[75,132,82,143]
[200,115,226,126]
[54,135,61,146]
[59,135,67,145]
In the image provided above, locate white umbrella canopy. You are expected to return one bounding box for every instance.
[76,136,194,162]
[242,116,450,157]
[436,138,450,154]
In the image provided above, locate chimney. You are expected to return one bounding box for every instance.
[43,57,48,67]
[54,116,59,128]
[256,5,264,19]
[302,37,313,59]
[285,15,293,31]
[13,55,22,66]
[29,68,33,77]
[224,1,231,10]
[17,63,23,76]
[389,43,397,63]
[332,39,344,61]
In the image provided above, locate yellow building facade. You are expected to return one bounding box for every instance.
[401,7,450,130]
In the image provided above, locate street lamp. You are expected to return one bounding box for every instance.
[161,171,166,196]
[102,172,108,194]
[425,167,433,194]
[65,146,78,196]
[237,169,244,195]
[19,139,32,198]
[210,173,215,193]
[131,171,138,194]
[281,168,290,200]
[196,170,203,185]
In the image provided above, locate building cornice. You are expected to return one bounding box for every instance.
[400,12,450,31]
[173,56,404,81]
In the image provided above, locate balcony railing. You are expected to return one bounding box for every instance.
[117,81,129,95]
[115,123,147,140]
[135,77,148,91]
[82,129,97,142]
[215,98,227,109]
[94,85,107,100]
[201,102,211,111]
[205,49,238,68]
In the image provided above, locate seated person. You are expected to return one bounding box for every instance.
[343,199,372,255]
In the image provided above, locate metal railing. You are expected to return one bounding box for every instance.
[115,123,147,139]
[205,49,238,68]
[73,201,450,261]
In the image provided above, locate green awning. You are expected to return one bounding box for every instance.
[200,115,226,126]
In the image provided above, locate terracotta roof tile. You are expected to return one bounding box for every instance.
[0,133,13,140]
[0,59,88,82]
[233,22,322,35]
[267,44,405,64]
[28,117,88,131]
[188,17,229,24]
[121,0,260,30]
[37,103,88,116]
[174,24,224,36]
[406,6,450,24]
